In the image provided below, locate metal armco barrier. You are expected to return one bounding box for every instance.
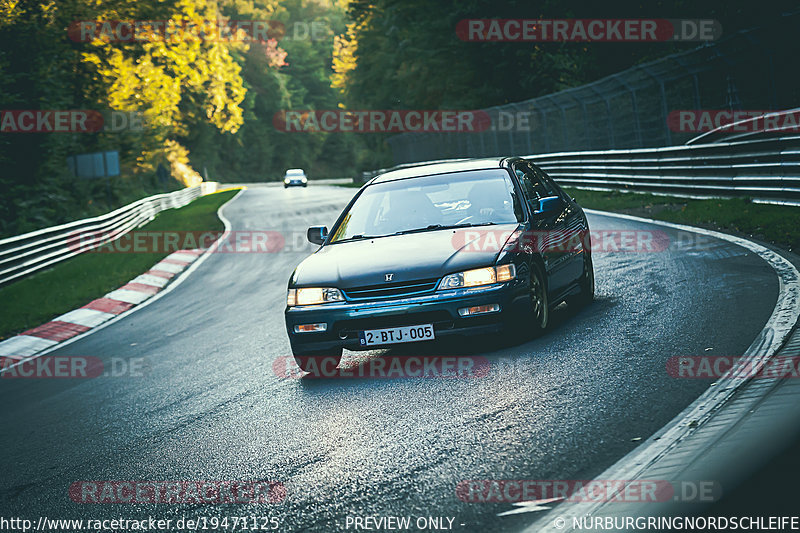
[0,183,218,287]
[527,133,800,206]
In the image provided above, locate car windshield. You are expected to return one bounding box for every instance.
[329,169,523,242]
[286,169,304,175]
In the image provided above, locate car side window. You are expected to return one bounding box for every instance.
[514,162,555,212]
[504,175,525,222]
[531,165,562,198]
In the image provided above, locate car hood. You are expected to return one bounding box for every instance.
[291,224,520,288]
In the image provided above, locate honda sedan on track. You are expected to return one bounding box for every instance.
[284,157,594,371]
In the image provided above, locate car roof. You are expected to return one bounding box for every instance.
[285,168,305,173]
[370,157,517,184]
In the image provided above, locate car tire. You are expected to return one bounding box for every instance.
[528,261,550,334]
[302,183,307,187]
[293,348,343,375]
[284,184,288,188]
[566,251,594,308]
[507,262,549,340]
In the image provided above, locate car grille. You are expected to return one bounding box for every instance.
[342,278,439,301]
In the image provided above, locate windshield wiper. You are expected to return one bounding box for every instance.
[394,222,499,236]
[394,224,445,235]
[450,222,498,228]
[332,234,384,243]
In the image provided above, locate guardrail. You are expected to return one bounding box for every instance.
[360,116,800,207]
[0,183,218,287]
[526,134,800,206]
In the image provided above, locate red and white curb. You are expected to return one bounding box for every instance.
[0,249,204,366]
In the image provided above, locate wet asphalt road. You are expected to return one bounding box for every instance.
[0,184,779,532]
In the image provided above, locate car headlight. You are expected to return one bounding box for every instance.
[438,264,516,290]
[301,176,307,182]
[287,287,344,306]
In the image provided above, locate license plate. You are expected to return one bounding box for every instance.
[359,324,435,346]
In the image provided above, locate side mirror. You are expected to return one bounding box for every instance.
[533,196,563,216]
[307,225,328,245]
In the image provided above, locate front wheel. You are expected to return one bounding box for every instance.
[293,348,343,375]
[566,251,594,308]
[528,262,550,334]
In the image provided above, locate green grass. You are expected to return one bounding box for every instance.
[0,189,239,340]
[563,188,800,253]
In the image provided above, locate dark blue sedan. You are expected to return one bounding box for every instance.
[284,157,593,372]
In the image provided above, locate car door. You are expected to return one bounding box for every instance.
[533,163,587,291]
[512,160,573,297]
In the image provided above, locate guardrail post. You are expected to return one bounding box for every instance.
[612,74,643,148]
[639,65,672,147]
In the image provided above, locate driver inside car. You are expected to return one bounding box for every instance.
[382,189,441,231]
[467,181,514,222]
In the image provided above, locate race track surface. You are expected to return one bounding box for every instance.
[0,184,778,532]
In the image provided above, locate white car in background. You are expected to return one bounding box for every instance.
[283,168,308,188]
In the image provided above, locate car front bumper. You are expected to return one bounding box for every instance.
[285,280,529,354]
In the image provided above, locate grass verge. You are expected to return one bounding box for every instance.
[563,188,800,253]
[0,188,239,340]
